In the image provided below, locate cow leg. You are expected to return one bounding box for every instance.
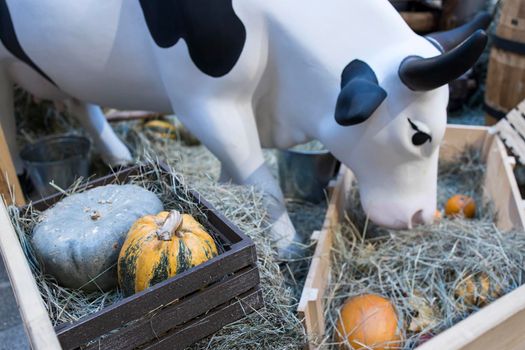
[66,99,132,167]
[175,100,301,259]
[218,164,233,183]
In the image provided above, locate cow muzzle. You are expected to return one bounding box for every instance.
[361,198,436,230]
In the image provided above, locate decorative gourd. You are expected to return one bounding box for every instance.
[445,194,476,218]
[454,272,501,306]
[32,184,164,291]
[144,120,178,140]
[118,210,218,296]
[335,294,402,350]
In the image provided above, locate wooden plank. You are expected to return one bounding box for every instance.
[83,267,260,350]
[417,284,525,350]
[57,243,257,349]
[298,167,352,345]
[0,122,25,206]
[440,124,490,162]
[483,135,525,231]
[506,108,525,139]
[0,201,60,349]
[493,118,525,164]
[144,288,264,350]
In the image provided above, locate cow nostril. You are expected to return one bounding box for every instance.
[411,209,425,227]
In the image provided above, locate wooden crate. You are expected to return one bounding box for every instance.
[299,125,525,350]
[0,163,263,350]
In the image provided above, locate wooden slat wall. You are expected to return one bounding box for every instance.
[298,168,354,348]
[144,289,264,350]
[83,266,260,350]
[58,243,257,349]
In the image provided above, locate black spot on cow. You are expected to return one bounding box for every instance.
[0,0,56,85]
[139,0,246,78]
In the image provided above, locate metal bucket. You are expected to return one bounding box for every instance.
[277,149,338,203]
[20,135,91,197]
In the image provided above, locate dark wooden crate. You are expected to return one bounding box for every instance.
[24,163,263,350]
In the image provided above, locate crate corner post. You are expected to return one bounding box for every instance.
[0,122,25,206]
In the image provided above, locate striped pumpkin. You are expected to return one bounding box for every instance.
[118,210,218,296]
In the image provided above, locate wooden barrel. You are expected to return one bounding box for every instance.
[485,0,525,125]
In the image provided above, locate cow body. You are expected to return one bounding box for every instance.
[0,0,488,256]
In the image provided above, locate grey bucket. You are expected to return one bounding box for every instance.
[20,135,91,197]
[277,149,338,203]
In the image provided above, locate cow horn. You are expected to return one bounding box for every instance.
[398,30,487,91]
[335,60,387,126]
[426,12,492,52]
[425,11,492,52]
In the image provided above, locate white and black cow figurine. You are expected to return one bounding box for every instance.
[0,1,490,258]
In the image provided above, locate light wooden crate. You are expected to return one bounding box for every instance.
[299,124,525,350]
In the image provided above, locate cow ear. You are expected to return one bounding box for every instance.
[335,60,387,126]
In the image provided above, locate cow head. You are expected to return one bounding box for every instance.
[324,13,489,229]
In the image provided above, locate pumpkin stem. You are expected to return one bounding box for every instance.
[157,210,183,241]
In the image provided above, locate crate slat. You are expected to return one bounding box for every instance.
[82,266,260,350]
[0,200,60,349]
[143,288,264,350]
[57,242,256,349]
[418,283,525,350]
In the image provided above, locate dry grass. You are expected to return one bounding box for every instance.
[319,148,525,349]
[8,123,309,349]
[121,127,309,349]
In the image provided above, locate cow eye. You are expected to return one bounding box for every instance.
[412,132,432,146]
[408,118,432,146]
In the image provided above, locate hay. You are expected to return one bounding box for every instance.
[320,148,525,349]
[8,122,309,348]
[122,129,309,349]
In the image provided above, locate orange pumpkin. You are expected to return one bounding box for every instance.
[335,294,402,350]
[445,195,476,218]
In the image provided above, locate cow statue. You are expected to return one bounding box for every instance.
[0,0,489,257]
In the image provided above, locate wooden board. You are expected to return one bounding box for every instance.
[299,125,525,349]
[492,100,525,164]
[0,200,60,349]
[0,122,25,206]
[82,267,260,350]
[297,170,354,344]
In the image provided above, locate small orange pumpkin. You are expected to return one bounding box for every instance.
[335,294,403,350]
[118,210,218,296]
[445,195,476,218]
